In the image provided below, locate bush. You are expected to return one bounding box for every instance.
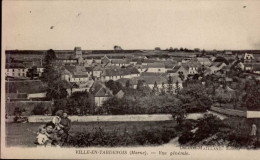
[178,131,194,144]
[65,127,177,147]
[193,114,225,142]
[31,104,47,115]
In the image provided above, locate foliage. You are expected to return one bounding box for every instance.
[125,80,131,88]
[44,49,56,66]
[67,91,92,115]
[103,94,183,115]
[105,80,123,95]
[178,131,194,144]
[31,104,47,115]
[152,81,159,96]
[66,127,177,147]
[46,80,70,100]
[178,83,212,113]
[193,114,225,142]
[242,82,260,111]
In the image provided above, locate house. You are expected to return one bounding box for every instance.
[101,68,140,81]
[5,63,28,78]
[210,62,227,74]
[220,65,232,74]
[252,63,260,74]
[140,72,167,77]
[141,59,156,65]
[244,63,253,71]
[182,62,201,75]
[118,75,182,92]
[164,60,177,71]
[196,57,212,66]
[146,63,166,73]
[67,80,94,96]
[225,50,232,55]
[23,61,45,77]
[62,65,92,82]
[110,59,130,67]
[244,53,254,63]
[136,65,148,73]
[56,58,78,65]
[115,90,125,99]
[167,65,189,78]
[89,81,113,107]
[101,55,110,66]
[92,65,104,80]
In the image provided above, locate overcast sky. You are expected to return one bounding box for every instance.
[2,0,260,50]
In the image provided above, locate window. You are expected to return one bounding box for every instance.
[13,69,14,72]
[158,69,161,71]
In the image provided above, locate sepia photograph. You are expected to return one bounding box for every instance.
[1,0,260,159]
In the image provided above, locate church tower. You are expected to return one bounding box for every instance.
[74,47,82,58]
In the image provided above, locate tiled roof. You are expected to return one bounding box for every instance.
[171,65,189,73]
[164,60,177,68]
[103,68,139,76]
[211,62,224,68]
[90,81,113,97]
[140,72,164,77]
[111,59,130,64]
[6,63,26,69]
[130,76,171,85]
[147,63,165,68]
[196,57,211,63]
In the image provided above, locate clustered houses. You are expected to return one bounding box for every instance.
[6,47,260,109]
[5,59,44,79]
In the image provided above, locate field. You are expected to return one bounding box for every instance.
[5,121,177,147]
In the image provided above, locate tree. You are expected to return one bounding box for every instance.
[160,82,166,95]
[175,81,180,96]
[167,76,173,95]
[155,47,161,51]
[152,81,159,96]
[46,80,70,100]
[68,91,92,115]
[180,48,184,51]
[242,84,260,111]
[114,45,123,50]
[179,83,212,113]
[105,80,123,95]
[178,71,185,81]
[198,65,206,76]
[125,80,131,88]
[44,49,56,66]
[27,66,38,79]
[137,80,145,91]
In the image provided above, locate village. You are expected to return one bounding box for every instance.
[4,47,260,148]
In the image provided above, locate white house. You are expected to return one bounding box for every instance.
[62,66,92,83]
[110,59,130,67]
[101,68,140,81]
[210,62,227,74]
[89,81,113,107]
[244,53,254,63]
[5,63,28,77]
[146,63,166,73]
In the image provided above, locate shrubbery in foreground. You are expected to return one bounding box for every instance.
[178,114,260,149]
[65,127,177,147]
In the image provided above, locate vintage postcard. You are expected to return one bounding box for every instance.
[1,0,260,159]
